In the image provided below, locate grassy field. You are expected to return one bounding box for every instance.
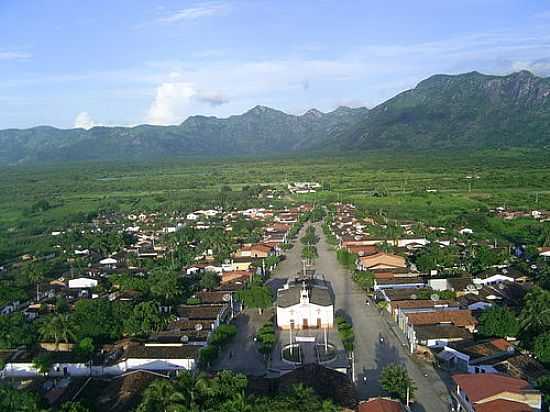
[2,148,550,260]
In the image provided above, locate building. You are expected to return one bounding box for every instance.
[436,338,516,374]
[357,252,407,271]
[451,373,542,411]
[405,310,477,353]
[357,397,408,412]
[276,277,333,330]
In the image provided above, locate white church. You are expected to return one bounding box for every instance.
[276,276,334,330]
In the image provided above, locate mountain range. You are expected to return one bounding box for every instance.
[1,70,549,165]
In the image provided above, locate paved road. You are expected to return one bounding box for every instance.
[273,223,451,412]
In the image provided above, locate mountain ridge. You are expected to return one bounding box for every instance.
[1,70,549,164]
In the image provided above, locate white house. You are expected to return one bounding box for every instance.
[276,277,333,330]
[1,343,199,379]
[100,257,118,267]
[68,277,98,289]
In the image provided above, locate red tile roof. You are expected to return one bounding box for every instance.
[475,399,533,412]
[407,310,476,327]
[453,373,531,403]
[357,398,405,412]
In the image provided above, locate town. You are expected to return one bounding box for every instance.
[1,178,549,412]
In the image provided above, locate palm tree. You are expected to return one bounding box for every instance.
[520,287,550,335]
[24,261,44,302]
[39,314,76,350]
[137,379,186,412]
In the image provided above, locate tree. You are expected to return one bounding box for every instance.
[73,337,95,362]
[209,324,238,347]
[236,285,272,314]
[38,313,76,349]
[59,401,90,412]
[533,333,550,364]
[478,306,520,338]
[352,270,374,291]
[256,322,276,359]
[379,363,416,403]
[150,267,181,304]
[0,312,36,349]
[0,385,44,412]
[200,271,220,290]
[55,295,70,313]
[125,301,167,338]
[335,316,354,352]
[32,353,52,376]
[72,299,130,344]
[137,379,185,412]
[520,287,550,338]
[23,261,45,302]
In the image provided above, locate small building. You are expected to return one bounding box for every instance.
[357,397,408,412]
[451,373,542,412]
[68,277,98,289]
[276,277,333,330]
[436,338,516,374]
[357,252,407,271]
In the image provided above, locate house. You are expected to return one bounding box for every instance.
[357,253,407,271]
[345,245,379,257]
[391,299,459,325]
[357,397,408,412]
[405,310,477,353]
[68,277,98,289]
[276,277,333,330]
[236,243,276,258]
[373,276,425,291]
[375,287,433,303]
[413,324,473,351]
[474,267,529,286]
[176,304,229,330]
[436,339,515,374]
[220,270,252,284]
[451,373,542,412]
[65,370,170,412]
[2,348,91,378]
[111,342,199,373]
[458,293,494,311]
[493,354,548,385]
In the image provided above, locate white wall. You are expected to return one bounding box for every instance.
[277,303,333,330]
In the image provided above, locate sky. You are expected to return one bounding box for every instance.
[1,0,550,129]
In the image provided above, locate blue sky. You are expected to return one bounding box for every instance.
[1,0,550,129]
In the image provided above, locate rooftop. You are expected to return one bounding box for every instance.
[453,373,532,403]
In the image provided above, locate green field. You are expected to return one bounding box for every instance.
[2,148,550,261]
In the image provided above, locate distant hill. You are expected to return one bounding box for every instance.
[1,70,549,164]
[0,106,368,164]
[328,70,550,151]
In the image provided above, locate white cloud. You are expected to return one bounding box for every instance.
[158,2,227,23]
[146,81,197,125]
[74,112,97,129]
[0,51,31,61]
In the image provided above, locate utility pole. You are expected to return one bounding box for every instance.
[351,351,355,383]
[406,385,410,408]
[289,324,293,356]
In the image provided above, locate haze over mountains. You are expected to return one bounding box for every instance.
[1,70,549,165]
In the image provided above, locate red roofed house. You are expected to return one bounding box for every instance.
[451,373,541,411]
[357,397,408,412]
[405,310,477,353]
[357,253,407,271]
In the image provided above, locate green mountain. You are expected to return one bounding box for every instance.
[1,70,550,164]
[329,70,550,150]
[0,106,368,164]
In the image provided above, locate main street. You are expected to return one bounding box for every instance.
[272,222,450,412]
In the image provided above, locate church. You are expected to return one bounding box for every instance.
[276,276,334,330]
